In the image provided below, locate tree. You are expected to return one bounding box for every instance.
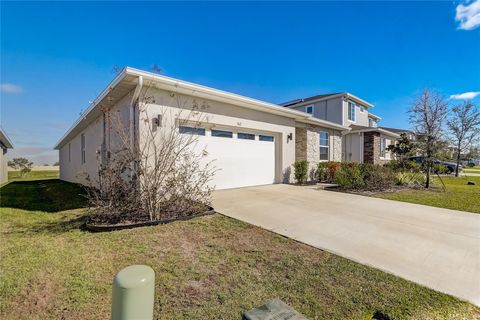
[447,102,480,176]
[387,133,416,166]
[8,157,33,177]
[83,87,216,225]
[409,89,448,188]
[53,161,60,166]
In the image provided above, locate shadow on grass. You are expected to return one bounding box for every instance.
[3,214,89,235]
[0,179,88,213]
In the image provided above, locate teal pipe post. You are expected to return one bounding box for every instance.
[112,265,155,320]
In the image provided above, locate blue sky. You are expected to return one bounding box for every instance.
[1,1,479,164]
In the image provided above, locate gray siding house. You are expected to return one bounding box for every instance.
[282,93,399,165]
[0,128,13,184]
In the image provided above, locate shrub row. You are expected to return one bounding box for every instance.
[293,160,425,191]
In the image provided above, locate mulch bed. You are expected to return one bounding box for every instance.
[85,206,215,232]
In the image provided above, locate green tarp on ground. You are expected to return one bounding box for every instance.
[242,298,308,320]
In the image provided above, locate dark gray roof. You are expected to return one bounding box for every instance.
[280,93,342,107]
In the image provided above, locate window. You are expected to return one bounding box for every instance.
[306,105,314,114]
[368,118,377,128]
[380,137,386,158]
[68,143,71,162]
[81,134,86,164]
[212,129,233,138]
[179,126,206,135]
[348,102,356,121]
[360,106,365,113]
[319,131,329,160]
[238,132,255,140]
[259,135,274,142]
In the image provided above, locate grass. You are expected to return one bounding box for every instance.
[375,176,480,213]
[464,167,480,174]
[1,178,479,319]
[8,170,59,181]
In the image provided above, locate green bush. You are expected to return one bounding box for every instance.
[317,161,341,183]
[395,172,426,187]
[432,163,449,174]
[360,163,396,191]
[335,163,365,190]
[384,160,421,173]
[293,160,309,184]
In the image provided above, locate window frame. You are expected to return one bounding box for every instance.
[306,105,314,114]
[238,132,255,140]
[259,135,274,142]
[211,129,233,138]
[319,131,330,161]
[179,126,206,136]
[81,133,86,165]
[348,102,356,122]
[380,137,386,158]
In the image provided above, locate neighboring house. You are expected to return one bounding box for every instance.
[0,128,14,184]
[281,93,400,164]
[55,67,349,190]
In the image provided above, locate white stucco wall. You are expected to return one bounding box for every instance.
[59,92,133,185]
[138,87,297,184]
[0,148,8,184]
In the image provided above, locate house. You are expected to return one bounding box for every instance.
[55,67,349,190]
[281,93,400,165]
[0,127,14,184]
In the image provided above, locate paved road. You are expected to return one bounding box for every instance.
[213,184,480,306]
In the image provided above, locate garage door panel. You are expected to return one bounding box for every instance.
[191,131,276,190]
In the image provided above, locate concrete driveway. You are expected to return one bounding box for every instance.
[213,184,480,306]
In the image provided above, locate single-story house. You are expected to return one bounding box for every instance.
[55,67,350,190]
[0,127,14,184]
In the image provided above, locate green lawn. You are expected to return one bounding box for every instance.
[464,167,480,174]
[1,179,479,319]
[8,170,59,181]
[375,176,480,213]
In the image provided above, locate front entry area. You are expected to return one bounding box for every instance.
[182,126,277,190]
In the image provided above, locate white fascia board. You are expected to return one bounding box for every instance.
[124,67,311,119]
[345,93,374,108]
[0,127,13,148]
[367,112,381,120]
[349,127,400,139]
[55,66,348,149]
[54,71,128,149]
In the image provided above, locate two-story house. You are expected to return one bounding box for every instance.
[281,93,400,167]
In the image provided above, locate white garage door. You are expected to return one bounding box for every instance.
[181,126,276,190]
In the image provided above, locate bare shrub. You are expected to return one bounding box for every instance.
[84,87,216,225]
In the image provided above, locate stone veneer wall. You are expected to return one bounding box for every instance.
[295,125,342,181]
[363,131,380,164]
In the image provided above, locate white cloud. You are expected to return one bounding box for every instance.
[0,83,23,93]
[450,91,480,100]
[455,0,480,30]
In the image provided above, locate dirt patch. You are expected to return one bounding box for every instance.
[3,271,60,319]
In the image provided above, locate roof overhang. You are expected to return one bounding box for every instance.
[349,127,400,138]
[368,112,381,120]
[0,128,13,149]
[55,67,349,149]
[285,92,374,109]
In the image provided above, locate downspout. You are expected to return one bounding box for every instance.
[130,76,144,149]
[130,76,144,175]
